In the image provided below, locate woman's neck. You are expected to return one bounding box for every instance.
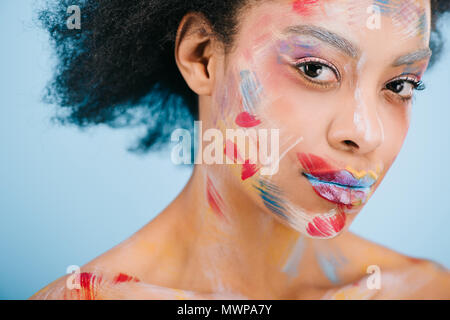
[141,165,355,298]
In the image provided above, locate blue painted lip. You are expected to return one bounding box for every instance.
[302,172,375,189]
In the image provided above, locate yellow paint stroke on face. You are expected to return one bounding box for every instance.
[367,170,378,180]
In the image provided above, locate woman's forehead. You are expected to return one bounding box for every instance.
[235,0,431,61]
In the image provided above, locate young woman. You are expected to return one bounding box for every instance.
[32,0,450,299]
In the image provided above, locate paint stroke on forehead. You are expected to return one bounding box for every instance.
[373,0,401,13]
[392,0,427,39]
[374,0,428,39]
[292,0,321,16]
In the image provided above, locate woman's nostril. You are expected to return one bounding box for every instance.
[343,140,359,149]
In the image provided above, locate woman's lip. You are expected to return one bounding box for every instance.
[302,171,375,188]
[297,153,377,206]
[303,173,371,206]
[297,153,377,188]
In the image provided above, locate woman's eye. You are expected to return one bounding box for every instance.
[385,80,414,97]
[384,77,425,100]
[297,62,337,82]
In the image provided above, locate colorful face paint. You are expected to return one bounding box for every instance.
[206,175,227,219]
[113,272,140,284]
[298,153,378,207]
[32,0,440,301]
[292,0,321,16]
[373,0,428,40]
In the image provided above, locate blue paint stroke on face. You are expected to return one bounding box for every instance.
[239,70,263,113]
[417,12,427,37]
[254,178,289,219]
[373,0,400,14]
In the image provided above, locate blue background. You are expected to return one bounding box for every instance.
[0,1,449,299]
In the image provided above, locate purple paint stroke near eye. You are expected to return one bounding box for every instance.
[276,38,319,65]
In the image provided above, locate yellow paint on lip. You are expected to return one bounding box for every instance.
[346,166,380,181]
[345,166,367,179]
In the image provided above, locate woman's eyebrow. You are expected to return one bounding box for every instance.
[392,48,432,66]
[283,24,360,59]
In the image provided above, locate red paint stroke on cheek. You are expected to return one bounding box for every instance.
[113,273,140,284]
[206,176,225,218]
[306,210,346,237]
[235,111,261,128]
[292,0,320,16]
[224,139,261,181]
[242,160,259,180]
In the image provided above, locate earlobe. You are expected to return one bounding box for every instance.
[174,13,216,96]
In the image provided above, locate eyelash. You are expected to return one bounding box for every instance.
[292,57,426,101]
[293,57,341,88]
[383,75,426,102]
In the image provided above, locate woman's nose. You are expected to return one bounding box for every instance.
[327,89,384,154]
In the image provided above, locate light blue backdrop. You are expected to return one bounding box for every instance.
[0,1,449,299]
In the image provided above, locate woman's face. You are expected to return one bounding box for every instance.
[203,0,431,238]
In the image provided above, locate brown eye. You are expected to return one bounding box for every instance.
[303,63,323,78]
[386,80,405,94]
[385,80,416,98]
[296,60,339,83]
[384,75,425,100]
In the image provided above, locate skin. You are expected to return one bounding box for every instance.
[31,0,450,299]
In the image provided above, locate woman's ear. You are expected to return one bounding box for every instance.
[175,13,218,96]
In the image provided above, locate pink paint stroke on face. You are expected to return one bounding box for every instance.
[224,139,260,181]
[224,139,244,163]
[292,0,320,16]
[242,159,259,180]
[306,208,346,237]
[206,175,226,218]
[235,111,261,128]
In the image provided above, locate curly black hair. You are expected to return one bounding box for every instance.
[39,0,450,152]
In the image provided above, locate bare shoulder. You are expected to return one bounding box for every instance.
[329,233,450,299]
[373,259,450,299]
[29,234,145,300]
